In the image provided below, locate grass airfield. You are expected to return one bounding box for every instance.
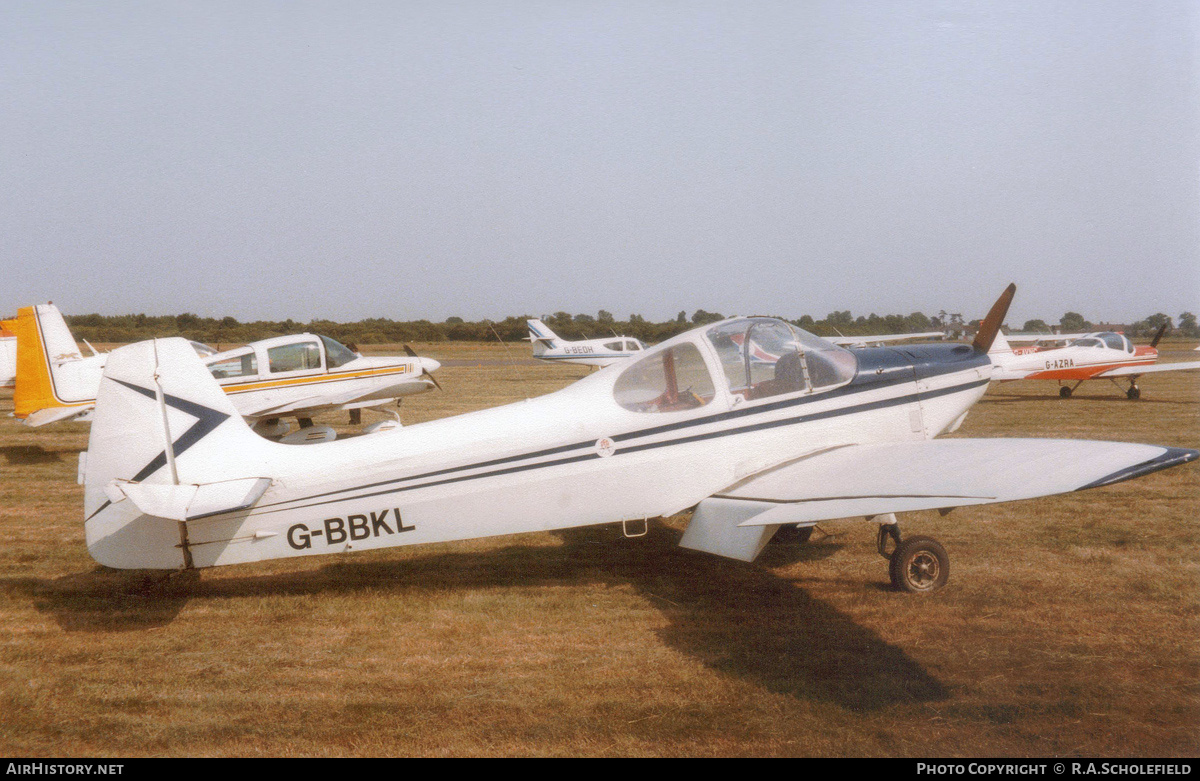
[0,341,1196,757]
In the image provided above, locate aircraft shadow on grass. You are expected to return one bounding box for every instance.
[23,520,947,712]
[0,445,64,465]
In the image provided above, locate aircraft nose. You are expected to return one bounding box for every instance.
[420,357,441,374]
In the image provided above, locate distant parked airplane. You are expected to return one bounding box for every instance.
[11,303,440,437]
[989,325,1200,399]
[527,319,647,367]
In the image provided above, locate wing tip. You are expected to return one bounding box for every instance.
[1077,446,1199,491]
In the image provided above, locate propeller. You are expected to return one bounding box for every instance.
[404,344,442,390]
[972,283,1017,353]
[1150,322,1168,349]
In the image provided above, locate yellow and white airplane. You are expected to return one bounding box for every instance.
[10,303,441,439]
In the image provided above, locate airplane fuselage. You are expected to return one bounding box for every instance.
[994,341,1157,381]
[84,332,991,570]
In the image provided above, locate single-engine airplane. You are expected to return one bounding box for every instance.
[12,303,441,437]
[527,319,647,367]
[989,325,1200,399]
[79,284,1197,593]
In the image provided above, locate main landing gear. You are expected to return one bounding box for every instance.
[876,514,949,594]
[1059,379,1144,400]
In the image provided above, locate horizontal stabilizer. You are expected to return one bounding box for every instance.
[21,405,93,427]
[681,439,1197,561]
[107,477,272,521]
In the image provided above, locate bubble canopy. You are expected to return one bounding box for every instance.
[613,317,858,413]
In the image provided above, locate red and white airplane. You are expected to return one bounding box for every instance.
[989,325,1200,399]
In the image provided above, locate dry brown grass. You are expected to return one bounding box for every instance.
[0,342,1196,757]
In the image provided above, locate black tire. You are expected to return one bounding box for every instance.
[1059,386,1073,399]
[889,536,949,594]
[771,524,815,545]
[1126,387,1141,400]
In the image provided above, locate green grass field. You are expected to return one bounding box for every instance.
[0,342,1196,757]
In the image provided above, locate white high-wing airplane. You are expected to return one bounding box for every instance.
[989,324,1200,399]
[527,319,647,367]
[11,303,441,437]
[79,285,1198,593]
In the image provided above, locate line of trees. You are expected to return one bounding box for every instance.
[61,308,1199,346]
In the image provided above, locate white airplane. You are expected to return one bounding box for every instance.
[527,319,647,367]
[79,284,1198,593]
[11,303,442,437]
[989,324,1200,399]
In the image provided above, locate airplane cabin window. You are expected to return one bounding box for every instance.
[268,341,322,373]
[626,341,641,351]
[706,318,856,401]
[614,343,716,413]
[603,341,624,351]
[1100,333,1126,351]
[208,352,258,379]
[320,335,359,368]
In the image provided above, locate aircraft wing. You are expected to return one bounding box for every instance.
[680,439,1197,561]
[1004,333,1090,342]
[832,332,944,346]
[235,394,343,418]
[1093,361,1200,378]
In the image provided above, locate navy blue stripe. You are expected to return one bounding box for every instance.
[244,376,989,518]
[85,376,232,523]
[110,378,231,482]
[1076,447,1199,490]
[247,371,932,513]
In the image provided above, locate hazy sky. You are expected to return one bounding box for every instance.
[3,1,1197,327]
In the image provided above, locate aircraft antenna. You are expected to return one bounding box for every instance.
[488,322,531,398]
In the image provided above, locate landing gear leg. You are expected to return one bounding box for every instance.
[875,513,950,594]
[1059,381,1083,399]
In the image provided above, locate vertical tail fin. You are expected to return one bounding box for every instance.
[13,304,105,424]
[988,328,1014,356]
[83,338,274,569]
[526,319,560,355]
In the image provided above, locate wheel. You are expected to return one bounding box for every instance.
[771,524,814,545]
[1059,386,1073,399]
[889,536,949,594]
[1126,386,1140,400]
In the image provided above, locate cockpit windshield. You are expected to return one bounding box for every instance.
[319,335,360,368]
[1097,332,1131,352]
[706,318,857,400]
